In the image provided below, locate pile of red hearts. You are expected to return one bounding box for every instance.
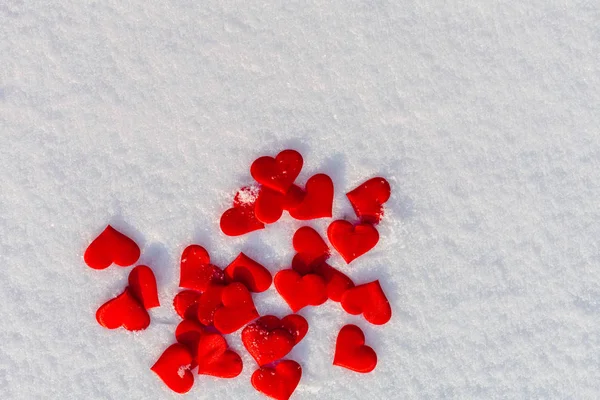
[84,149,392,400]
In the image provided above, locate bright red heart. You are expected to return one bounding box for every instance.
[341,280,391,325]
[242,320,296,366]
[250,149,303,194]
[346,177,391,224]
[327,220,379,264]
[151,344,194,394]
[254,185,305,224]
[196,284,225,325]
[252,315,308,345]
[179,245,225,292]
[173,290,202,320]
[175,319,205,357]
[313,263,354,302]
[291,226,330,274]
[251,360,302,400]
[128,265,160,309]
[333,324,377,373]
[221,186,265,236]
[196,331,228,366]
[224,253,272,293]
[213,283,259,334]
[96,287,150,331]
[288,174,334,220]
[198,349,243,378]
[274,269,327,312]
[84,225,140,270]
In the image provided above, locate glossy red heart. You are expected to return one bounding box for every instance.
[291,226,330,274]
[179,245,225,291]
[84,225,140,270]
[313,263,354,302]
[242,320,296,366]
[346,177,391,224]
[173,290,202,320]
[341,280,391,325]
[224,252,272,293]
[221,186,265,236]
[333,324,377,373]
[196,332,228,366]
[327,220,379,264]
[288,174,334,220]
[274,269,327,312]
[151,344,194,394]
[175,319,205,357]
[96,287,150,331]
[250,149,303,194]
[128,265,160,309]
[251,360,302,400]
[213,283,259,334]
[198,349,243,378]
[254,185,305,224]
[196,284,225,325]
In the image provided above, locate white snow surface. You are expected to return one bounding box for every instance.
[1,1,600,399]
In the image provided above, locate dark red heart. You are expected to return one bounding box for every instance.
[341,280,391,325]
[196,284,225,325]
[213,283,259,334]
[327,220,379,264]
[291,226,330,274]
[175,319,205,357]
[84,225,140,270]
[254,185,305,224]
[274,269,327,312]
[224,252,272,293]
[312,263,354,302]
[242,319,296,366]
[250,149,303,194]
[173,290,202,320]
[346,177,391,224]
[128,265,160,309]
[333,324,377,373]
[288,174,334,220]
[96,287,150,331]
[221,186,265,236]
[151,344,194,394]
[251,360,302,400]
[179,245,225,291]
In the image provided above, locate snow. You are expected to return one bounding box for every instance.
[1,1,600,399]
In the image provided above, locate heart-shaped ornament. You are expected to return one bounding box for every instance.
[291,226,330,274]
[327,220,379,264]
[151,344,194,394]
[341,280,391,325]
[96,287,150,331]
[221,186,265,236]
[333,324,377,373]
[242,320,296,366]
[288,174,334,220]
[252,315,308,345]
[173,290,202,320]
[196,284,225,326]
[346,177,391,224]
[250,149,303,194]
[84,225,140,270]
[254,185,305,224]
[213,283,259,334]
[198,348,243,378]
[179,245,225,291]
[274,269,327,312]
[128,265,160,309]
[251,360,302,400]
[224,252,272,293]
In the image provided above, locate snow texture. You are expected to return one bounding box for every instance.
[1,1,600,399]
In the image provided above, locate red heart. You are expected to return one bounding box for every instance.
[224,252,272,293]
[242,320,296,366]
[179,245,225,291]
[250,149,303,194]
[288,174,334,220]
[128,265,160,309]
[252,315,308,345]
[151,344,194,394]
[346,177,391,224]
[84,225,140,270]
[198,349,243,378]
[341,280,391,325]
[313,263,354,302]
[175,319,205,357]
[291,226,330,274]
[221,186,265,236]
[327,220,379,264]
[173,290,202,320]
[196,284,225,325]
[213,283,259,334]
[251,360,302,400]
[96,287,150,331]
[196,332,227,366]
[274,269,327,312]
[254,185,305,224]
[333,324,377,373]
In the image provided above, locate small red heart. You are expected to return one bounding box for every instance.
[128,265,160,309]
[96,287,150,331]
[84,225,140,270]
[224,252,272,293]
[327,220,379,264]
[179,245,225,291]
[151,344,194,394]
[250,149,303,194]
[333,324,377,373]
[242,319,296,366]
[288,174,334,220]
[221,186,265,236]
[196,284,225,325]
[196,331,228,366]
[346,177,391,224]
[254,185,305,224]
[341,280,391,325]
[313,263,354,302]
[175,319,205,357]
[213,283,259,334]
[251,360,302,400]
[291,226,330,274]
[198,349,243,378]
[274,269,327,312]
[173,290,202,320]
[279,315,309,345]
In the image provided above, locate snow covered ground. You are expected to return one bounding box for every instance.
[1,1,600,399]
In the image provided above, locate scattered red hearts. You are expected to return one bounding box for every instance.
[327,220,379,264]
[224,252,272,293]
[213,282,259,334]
[255,185,304,224]
[341,280,392,325]
[151,344,195,394]
[84,225,140,270]
[179,245,225,291]
[251,149,303,194]
[333,324,377,373]
[251,360,302,400]
[274,269,328,312]
[346,177,391,224]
